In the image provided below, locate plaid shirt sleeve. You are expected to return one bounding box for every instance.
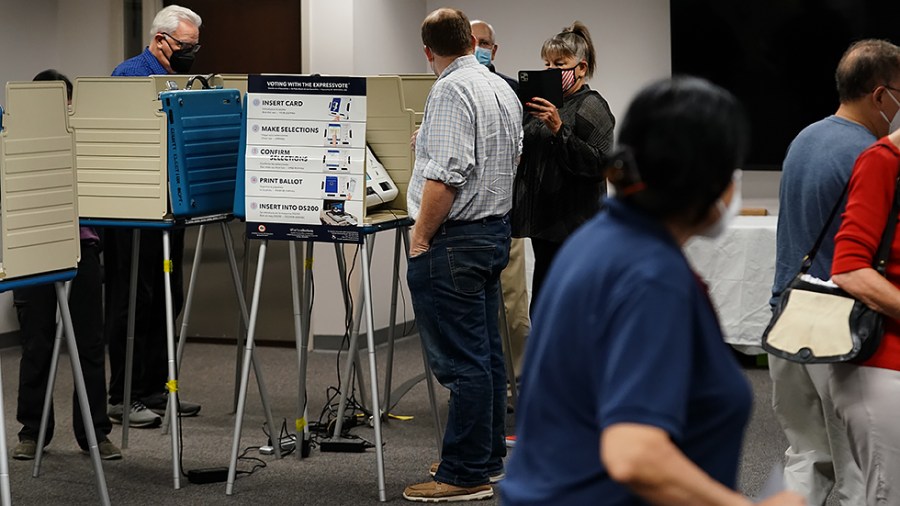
[420,85,475,189]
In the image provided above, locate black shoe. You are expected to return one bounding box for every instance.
[141,392,201,417]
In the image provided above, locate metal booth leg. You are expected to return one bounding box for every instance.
[122,229,141,447]
[380,229,402,416]
[162,230,182,489]
[233,233,251,414]
[330,237,376,440]
[55,282,111,505]
[227,239,268,495]
[33,282,70,477]
[0,348,11,506]
[292,241,314,460]
[162,224,206,435]
[221,223,281,461]
[361,237,388,501]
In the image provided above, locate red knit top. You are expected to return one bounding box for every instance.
[833,138,900,370]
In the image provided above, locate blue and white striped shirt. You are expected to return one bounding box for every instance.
[408,55,523,221]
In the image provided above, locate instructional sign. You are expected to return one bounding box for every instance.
[244,75,367,243]
[244,146,364,174]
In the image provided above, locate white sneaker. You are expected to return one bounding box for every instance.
[108,401,162,428]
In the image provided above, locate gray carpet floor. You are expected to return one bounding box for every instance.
[0,337,832,505]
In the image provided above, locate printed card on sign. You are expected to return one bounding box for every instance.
[247,94,365,122]
[244,146,364,174]
[244,75,367,243]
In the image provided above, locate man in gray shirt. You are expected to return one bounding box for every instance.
[770,39,900,506]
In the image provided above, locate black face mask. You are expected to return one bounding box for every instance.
[169,48,196,74]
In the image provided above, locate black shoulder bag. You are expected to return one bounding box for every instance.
[762,174,900,363]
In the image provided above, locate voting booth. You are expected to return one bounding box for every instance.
[5,73,435,501]
[226,74,439,502]
[1,81,110,505]
[65,74,283,491]
[70,75,243,222]
[233,74,423,236]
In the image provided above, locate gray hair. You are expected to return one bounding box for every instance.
[149,5,202,39]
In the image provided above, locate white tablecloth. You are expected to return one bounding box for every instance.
[684,215,778,352]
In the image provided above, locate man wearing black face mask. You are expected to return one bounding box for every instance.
[113,5,201,77]
[105,4,203,428]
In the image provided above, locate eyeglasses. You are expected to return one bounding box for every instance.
[476,40,494,49]
[161,32,201,54]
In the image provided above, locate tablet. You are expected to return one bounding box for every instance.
[517,69,563,108]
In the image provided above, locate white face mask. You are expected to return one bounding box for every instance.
[699,170,742,239]
[879,89,900,134]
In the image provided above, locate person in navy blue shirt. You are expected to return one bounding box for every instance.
[104,5,203,428]
[500,78,804,506]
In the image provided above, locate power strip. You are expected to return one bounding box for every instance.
[187,467,229,484]
[319,438,368,453]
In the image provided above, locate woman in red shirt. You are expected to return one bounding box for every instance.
[831,126,900,505]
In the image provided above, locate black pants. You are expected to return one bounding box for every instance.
[104,228,184,405]
[14,241,111,449]
[529,238,563,317]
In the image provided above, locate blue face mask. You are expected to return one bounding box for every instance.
[474,46,492,66]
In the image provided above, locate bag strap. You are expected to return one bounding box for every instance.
[799,182,849,273]
[802,167,900,275]
[874,173,900,275]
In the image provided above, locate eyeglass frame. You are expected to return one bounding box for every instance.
[161,32,201,55]
[475,38,495,50]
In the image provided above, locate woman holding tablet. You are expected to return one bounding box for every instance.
[511,21,615,312]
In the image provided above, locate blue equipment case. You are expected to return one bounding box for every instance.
[160,88,243,219]
[232,95,249,219]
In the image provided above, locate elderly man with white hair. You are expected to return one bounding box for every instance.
[104,5,203,429]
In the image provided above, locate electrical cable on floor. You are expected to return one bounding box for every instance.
[316,244,374,444]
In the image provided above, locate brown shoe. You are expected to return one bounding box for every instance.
[429,463,505,484]
[81,439,122,461]
[12,440,36,461]
[403,480,493,502]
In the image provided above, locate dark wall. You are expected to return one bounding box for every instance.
[672,0,900,169]
[163,0,302,74]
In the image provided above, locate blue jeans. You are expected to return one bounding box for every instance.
[407,215,510,487]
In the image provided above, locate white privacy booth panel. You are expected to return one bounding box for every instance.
[70,76,169,220]
[220,74,248,96]
[390,73,435,128]
[0,81,80,279]
[365,75,432,220]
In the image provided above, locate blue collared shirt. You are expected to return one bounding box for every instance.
[501,198,752,505]
[112,48,167,77]
[408,55,523,221]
